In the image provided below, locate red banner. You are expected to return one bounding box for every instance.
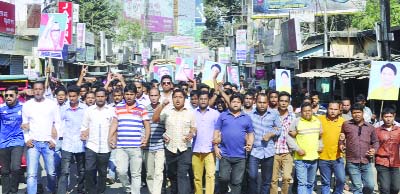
[0,2,15,34]
[58,2,73,45]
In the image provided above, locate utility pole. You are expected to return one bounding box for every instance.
[323,0,328,56]
[380,0,391,61]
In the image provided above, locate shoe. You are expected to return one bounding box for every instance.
[106,178,115,185]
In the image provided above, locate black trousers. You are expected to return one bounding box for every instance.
[0,146,24,194]
[57,150,85,194]
[84,148,110,194]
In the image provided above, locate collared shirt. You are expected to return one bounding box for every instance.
[314,104,327,115]
[249,108,282,159]
[22,98,61,144]
[136,94,151,107]
[363,106,373,123]
[145,104,165,151]
[342,112,352,121]
[160,107,196,153]
[375,125,400,167]
[340,120,379,164]
[61,102,87,153]
[291,116,322,161]
[0,102,25,148]
[115,102,149,148]
[275,111,296,154]
[215,110,254,158]
[192,107,220,153]
[80,105,115,153]
[318,115,345,160]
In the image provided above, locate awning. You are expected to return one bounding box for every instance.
[76,61,118,67]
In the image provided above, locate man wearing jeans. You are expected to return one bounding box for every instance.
[213,94,254,194]
[339,103,379,194]
[153,89,196,194]
[0,86,25,194]
[57,85,87,194]
[80,87,115,194]
[318,101,346,194]
[289,102,322,194]
[247,93,281,194]
[21,81,61,194]
[109,84,150,194]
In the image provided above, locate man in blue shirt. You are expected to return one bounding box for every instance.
[213,94,254,194]
[0,86,25,194]
[247,93,282,194]
[57,85,87,194]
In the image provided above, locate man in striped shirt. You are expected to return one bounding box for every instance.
[143,88,165,194]
[108,84,151,194]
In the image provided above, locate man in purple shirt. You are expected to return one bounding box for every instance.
[213,94,254,194]
[192,91,220,194]
[339,103,379,194]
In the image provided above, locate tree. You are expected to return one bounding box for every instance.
[115,20,143,43]
[72,0,120,38]
[351,0,400,30]
[201,0,242,49]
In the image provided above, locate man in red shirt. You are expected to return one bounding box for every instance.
[375,107,400,194]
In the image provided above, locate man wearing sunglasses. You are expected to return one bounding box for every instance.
[0,86,25,194]
[159,75,173,105]
[339,103,379,194]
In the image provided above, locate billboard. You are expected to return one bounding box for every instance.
[236,30,247,61]
[58,2,73,45]
[253,0,367,17]
[0,1,15,34]
[146,0,174,33]
[178,0,196,36]
[368,61,400,101]
[123,0,145,21]
[38,13,68,51]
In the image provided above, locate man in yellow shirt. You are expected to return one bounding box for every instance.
[318,101,346,194]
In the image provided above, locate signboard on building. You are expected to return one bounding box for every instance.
[253,0,367,17]
[0,1,15,34]
[123,0,145,21]
[76,23,86,48]
[58,2,73,45]
[27,4,41,28]
[236,30,247,61]
[86,46,95,62]
[146,0,174,33]
[218,47,231,64]
[73,4,79,22]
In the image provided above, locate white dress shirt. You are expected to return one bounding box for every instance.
[22,98,61,144]
[136,94,151,107]
[80,105,115,153]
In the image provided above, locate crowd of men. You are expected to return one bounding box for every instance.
[0,68,399,194]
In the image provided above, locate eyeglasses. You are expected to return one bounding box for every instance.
[5,94,14,98]
[162,82,171,85]
[358,126,362,136]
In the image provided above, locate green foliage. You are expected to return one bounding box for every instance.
[351,0,400,30]
[72,0,120,38]
[115,20,143,43]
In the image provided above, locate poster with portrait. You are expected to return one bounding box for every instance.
[153,65,174,82]
[227,65,240,87]
[175,57,194,82]
[368,61,400,100]
[38,13,68,51]
[202,61,226,88]
[275,69,292,94]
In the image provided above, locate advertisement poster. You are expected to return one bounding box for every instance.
[38,13,67,52]
[86,46,95,62]
[227,65,240,87]
[0,1,15,34]
[146,0,174,33]
[141,48,150,65]
[178,0,195,36]
[276,69,292,94]
[58,2,73,45]
[368,61,400,100]
[253,0,367,16]
[153,65,174,82]
[175,57,194,82]
[218,47,231,64]
[76,23,86,48]
[236,29,247,61]
[202,61,226,88]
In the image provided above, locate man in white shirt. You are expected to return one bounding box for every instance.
[134,81,151,107]
[80,87,115,194]
[21,81,61,194]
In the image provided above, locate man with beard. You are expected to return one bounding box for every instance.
[341,97,352,121]
[21,81,61,194]
[268,90,279,110]
[0,86,25,194]
[243,92,255,114]
[57,85,87,194]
